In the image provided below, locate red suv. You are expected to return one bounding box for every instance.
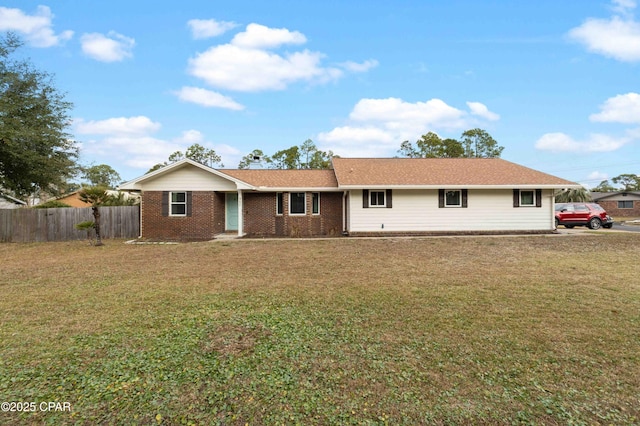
[555,203,614,230]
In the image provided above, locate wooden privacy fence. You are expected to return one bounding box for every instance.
[0,206,140,243]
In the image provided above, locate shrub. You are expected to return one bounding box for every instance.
[32,200,72,208]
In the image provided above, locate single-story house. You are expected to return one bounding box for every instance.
[591,191,640,217]
[118,157,580,240]
[0,192,27,209]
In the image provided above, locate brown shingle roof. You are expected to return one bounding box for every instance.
[221,169,338,188]
[332,158,578,187]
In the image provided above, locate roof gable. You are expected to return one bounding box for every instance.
[332,158,579,188]
[119,159,254,190]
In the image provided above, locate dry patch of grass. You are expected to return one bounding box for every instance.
[0,234,639,424]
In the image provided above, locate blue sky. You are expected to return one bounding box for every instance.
[1,1,639,187]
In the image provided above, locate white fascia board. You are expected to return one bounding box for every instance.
[118,158,255,190]
[337,184,583,190]
[251,186,338,192]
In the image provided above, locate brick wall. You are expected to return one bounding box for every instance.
[596,200,640,218]
[142,191,217,241]
[243,192,343,237]
[214,192,226,234]
[243,193,276,236]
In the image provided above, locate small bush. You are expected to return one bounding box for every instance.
[75,220,95,231]
[32,200,72,209]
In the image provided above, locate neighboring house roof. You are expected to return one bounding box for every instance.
[0,192,27,206]
[56,191,91,207]
[332,157,580,189]
[222,169,338,189]
[591,191,640,201]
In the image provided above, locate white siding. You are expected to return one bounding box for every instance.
[348,189,555,232]
[141,165,237,191]
[0,200,22,209]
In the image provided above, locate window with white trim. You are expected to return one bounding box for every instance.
[618,200,633,209]
[520,190,535,206]
[370,190,386,207]
[170,192,187,216]
[312,192,320,215]
[290,192,306,215]
[445,190,462,207]
[513,189,541,208]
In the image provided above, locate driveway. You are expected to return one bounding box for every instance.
[612,222,640,232]
[556,222,640,233]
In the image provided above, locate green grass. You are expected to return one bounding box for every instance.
[1,234,639,425]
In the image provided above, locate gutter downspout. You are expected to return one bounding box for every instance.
[342,190,348,235]
[138,191,143,238]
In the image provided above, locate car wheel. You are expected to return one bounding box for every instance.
[588,217,602,230]
[555,218,559,229]
[565,225,574,229]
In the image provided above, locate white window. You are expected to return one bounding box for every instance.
[290,192,306,215]
[170,192,187,216]
[520,190,535,206]
[370,190,386,207]
[445,190,462,207]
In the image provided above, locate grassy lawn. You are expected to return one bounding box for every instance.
[1,234,639,425]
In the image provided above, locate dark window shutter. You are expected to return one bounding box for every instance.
[535,189,542,208]
[186,191,193,216]
[462,189,468,208]
[513,189,520,207]
[386,189,392,208]
[162,191,169,216]
[363,190,369,208]
[438,189,445,208]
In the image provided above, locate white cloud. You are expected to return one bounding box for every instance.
[626,126,640,138]
[587,171,609,181]
[317,97,499,156]
[189,44,341,91]
[187,18,238,39]
[0,5,73,47]
[349,98,468,129]
[317,126,396,157]
[80,31,135,62]
[77,116,241,170]
[534,132,630,152]
[568,0,640,63]
[174,86,245,110]
[339,59,379,72]
[75,116,161,136]
[467,101,500,121]
[612,0,637,14]
[230,23,306,49]
[187,23,373,92]
[590,92,640,123]
[175,129,204,144]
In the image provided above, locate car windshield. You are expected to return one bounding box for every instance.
[590,204,605,211]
